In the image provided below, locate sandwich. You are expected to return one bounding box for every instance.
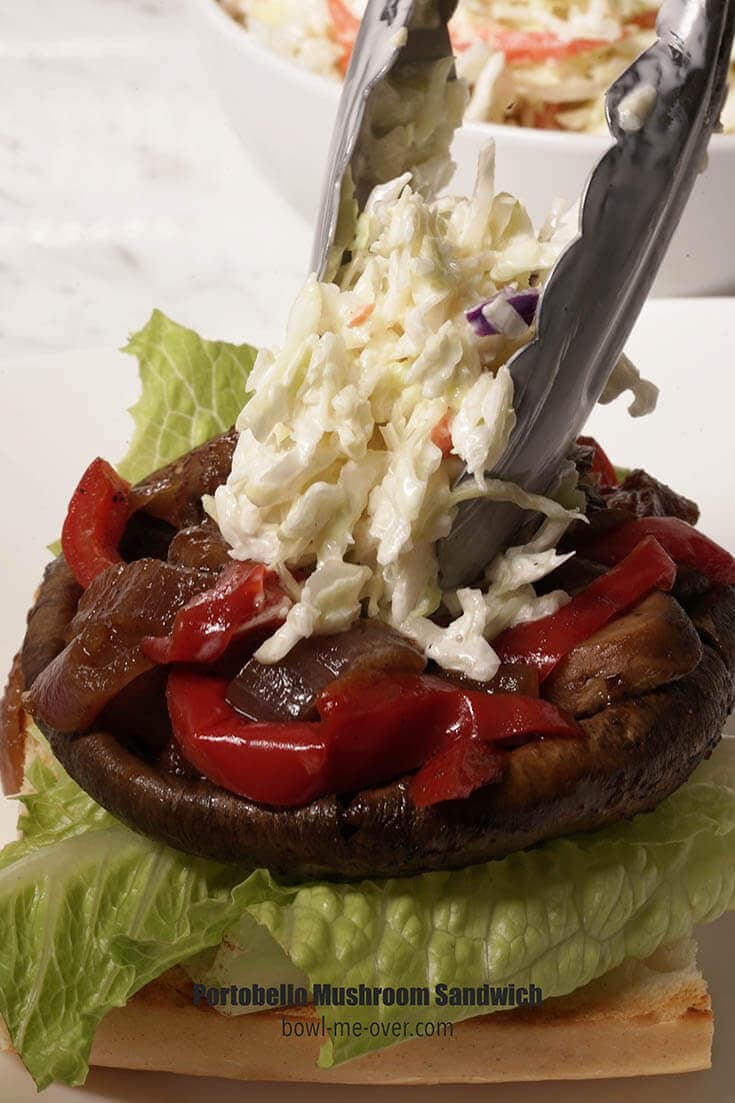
[1,152,734,1090]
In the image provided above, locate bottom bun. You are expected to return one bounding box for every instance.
[85,939,712,1084]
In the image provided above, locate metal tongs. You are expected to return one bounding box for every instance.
[310,0,460,279]
[311,0,735,589]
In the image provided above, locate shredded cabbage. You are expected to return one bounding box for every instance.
[221,0,735,134]
[210,148,579,676]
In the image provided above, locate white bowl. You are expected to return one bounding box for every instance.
[190,0,735,297]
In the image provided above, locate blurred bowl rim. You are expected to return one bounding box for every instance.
[193,0,735,152]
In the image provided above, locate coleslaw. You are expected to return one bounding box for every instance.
[212,149,586,681]
[219,0,735,134]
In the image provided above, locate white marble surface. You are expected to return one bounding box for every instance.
[0,0,311,360]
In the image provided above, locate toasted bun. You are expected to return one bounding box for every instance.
[76,940,711,1083]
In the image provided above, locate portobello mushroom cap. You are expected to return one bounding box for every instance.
[17,559,735,880]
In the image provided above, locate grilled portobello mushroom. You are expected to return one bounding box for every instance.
[7,439,735,880]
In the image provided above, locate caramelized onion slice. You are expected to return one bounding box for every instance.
[226,619,426,722]
[25,559,212,733]
[437,663,540,697]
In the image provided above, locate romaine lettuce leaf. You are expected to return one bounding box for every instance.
[46,311,257,557]
[0,736,734,1088]
[5,754,115,859]
[118,310,257,483]
[0,739,251,1089]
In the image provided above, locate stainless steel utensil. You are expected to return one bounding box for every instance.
[310,0,458,281]
[439,0,735,587]
[310,0,734,591]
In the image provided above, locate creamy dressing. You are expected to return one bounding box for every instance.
[617,80,657,131]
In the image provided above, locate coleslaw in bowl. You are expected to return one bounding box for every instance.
[190,0,735,296]
[219,0,735,134]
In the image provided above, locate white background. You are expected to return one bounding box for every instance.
[0,2,733,1101]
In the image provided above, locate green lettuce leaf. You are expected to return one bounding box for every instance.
[1,735,734,1088]
[118,310,257,483]
[0,739,251,1089]
[0,755,115,872]
[46,312,256,556]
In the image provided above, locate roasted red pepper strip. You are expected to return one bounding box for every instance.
[143,561,290,665]
[167,672,328,805]
[167,670,581,807]
[61,458,131,589]
[577,435,619,490]
[409,740,505,808]
[493,536,677,681]
[579,517,735,587]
